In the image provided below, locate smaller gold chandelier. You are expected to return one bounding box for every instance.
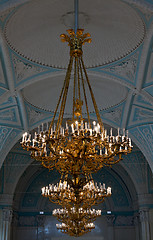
[56,221,95,237]
[53,207,101,222]
[41,176,111,208]
[54,205,98,237]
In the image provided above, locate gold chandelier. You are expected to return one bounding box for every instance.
[20,0,132,236]
[56,220,95,237]
[41,172,111,235]
[20,28,132,236]
[41,176,111,208]
[21,28,132,176]
[53,207,101,237]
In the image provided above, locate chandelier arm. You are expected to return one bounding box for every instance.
[80,56,104,132]
[79,58,91,128]
[63,149,75,160]
[41,160,54,170]
[49,198,60,205]
[103,157,121,166]
[72,57,77,121]
[56,56,74,135]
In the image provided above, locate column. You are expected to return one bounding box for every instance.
[106,215,115,240]
[11,211,19,240]
[1,208,13,240]
[139,208,151,240]
[134,213,140,240]
[0,209,3,239]
[149,209,153,240]
[36,215,45,240]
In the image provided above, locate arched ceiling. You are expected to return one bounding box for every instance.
[0,0,153,174]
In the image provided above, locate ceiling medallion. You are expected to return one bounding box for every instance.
[4,0,145,68]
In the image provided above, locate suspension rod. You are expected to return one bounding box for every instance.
[74,0,79,35]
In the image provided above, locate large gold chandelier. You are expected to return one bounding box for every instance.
[20,0,132,236]
[21,28,132,176]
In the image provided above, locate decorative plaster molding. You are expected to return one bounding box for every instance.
[134,213,140,226]
[102,103,124,126]
[123,0,153,11]
[129,106,153,127]
[12,54,47,85]
[0,128,22,169]
[0,106,21,127]
[0,57,6,86]
[126,1,153,23]
[36,215,45,227]
[0,108,15,120]
[106,215,115,226]
[129,126,153,172]
[19,216,35,226]
[0,6,15,23]
[134,95,153,108]
[100,51,139,84]
[2,208,13,222]
[25,102,51,127]
[140,125,153,153]
[0,126,12,151]
[139,208,149,222]
[135,107,153,121]
[145,52,153,85]
[115,215,134,226]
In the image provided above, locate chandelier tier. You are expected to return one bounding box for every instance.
[53,207,101,236]
[53,207,98,237]
[41,176,111,208]
[56,221,95,237]
[53,207,101,223]
[21,29,132,176]
[53,207,101,237]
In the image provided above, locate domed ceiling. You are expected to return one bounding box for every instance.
[4,0,145,68]
[0,0,153,173]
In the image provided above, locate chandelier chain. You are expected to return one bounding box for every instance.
[56,56,73,136]
[73,57,77,121]
[79,58,91,127]
[48,58,73,136]
[80,56,103,132]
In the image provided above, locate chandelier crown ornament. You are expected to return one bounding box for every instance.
[60,29,92,57]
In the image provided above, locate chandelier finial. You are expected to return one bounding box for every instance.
[60,29,92,57]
